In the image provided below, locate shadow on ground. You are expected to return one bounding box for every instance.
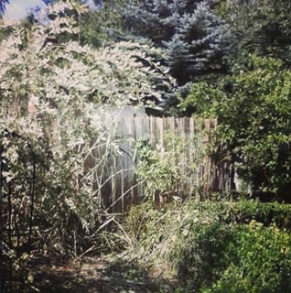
[33,256,176,293]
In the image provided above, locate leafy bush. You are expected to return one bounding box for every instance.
[135,132,203,202]
[182,55,291,200]
[79,0,126,47]
[124,200,291,292]
[204,225,291,293]
[231,200,291,230]
[0,3,178,289]
[136,139,179,202]
[222,0,291,68]
[171,222,235,290]
[169,202,291,291]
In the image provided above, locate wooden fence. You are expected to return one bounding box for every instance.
[92,110,235,213]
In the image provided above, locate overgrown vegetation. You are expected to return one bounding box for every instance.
[135,132,203,202]
[0,2,175,291]
[124,200,291,292]
[182,55,291,200]
[0,0,291,292]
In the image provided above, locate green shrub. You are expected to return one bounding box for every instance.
[135,134,203,202]
[171,222,236,290]
[124,200,291,292]
[183,55,291,200]
[233,201,291,230]
[204,225,291,293]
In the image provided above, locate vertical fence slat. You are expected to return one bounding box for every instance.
[189,118,194,197]
[121,170,125,213]
[158,118,164,157]
[96,111,233,212]
[131,115,138,206]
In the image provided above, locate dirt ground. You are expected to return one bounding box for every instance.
[33,255,176,293]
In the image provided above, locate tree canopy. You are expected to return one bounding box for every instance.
[123,0,231,84]
[183,55,291,200]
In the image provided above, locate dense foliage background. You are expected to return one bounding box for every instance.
[0,0,291,292]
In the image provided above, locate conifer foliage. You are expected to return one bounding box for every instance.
[124,0,231,84]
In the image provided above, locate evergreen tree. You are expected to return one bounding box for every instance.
[123,0,231,84]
